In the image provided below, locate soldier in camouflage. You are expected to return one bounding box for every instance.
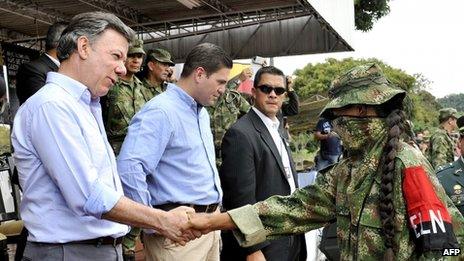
[428,108,458,170]
[438,125,464,215]
[189,63,464,260]
[103,39,147,261]
[139,48,175,99]
[208,80,250,166]
[104,39,146,155]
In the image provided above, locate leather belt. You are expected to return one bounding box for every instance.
[154,203,219,213]
[71,236,123,246]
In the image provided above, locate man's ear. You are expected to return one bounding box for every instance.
[147,61,156,71]
[251,87,257,99]
[76,36,91,60]
[193,67,206,83]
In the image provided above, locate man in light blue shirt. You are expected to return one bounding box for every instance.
[12,12,195,260]
[118,43,232,260]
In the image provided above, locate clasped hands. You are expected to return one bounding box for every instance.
[157,206,216,246]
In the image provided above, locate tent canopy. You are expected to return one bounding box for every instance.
[0,0,353,60]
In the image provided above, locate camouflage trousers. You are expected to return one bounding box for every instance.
[122,227,142,256]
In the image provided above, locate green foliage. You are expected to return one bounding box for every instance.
[293,58,415,99]
[354,0,391,31]
[293,57,440,135]
[437,93,464,113]
[410,90,441,131]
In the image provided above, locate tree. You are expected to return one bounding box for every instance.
[293,58,440,132]
[355,0,391,31]
[293,58,415,98]
[437,93,464,113]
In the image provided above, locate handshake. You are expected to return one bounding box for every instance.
[156,206,225,245]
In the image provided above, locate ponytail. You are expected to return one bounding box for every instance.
[379,109,406,261]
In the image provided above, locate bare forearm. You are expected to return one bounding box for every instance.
[102,196,166,230]
[314,131,328,140]
[206,212,237,231]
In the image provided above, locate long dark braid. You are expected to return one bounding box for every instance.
[379,109,406,261]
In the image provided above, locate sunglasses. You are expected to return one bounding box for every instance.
[256,85,286,95]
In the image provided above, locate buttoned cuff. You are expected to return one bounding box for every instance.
[84,179,123,218]
[228,204,267,248]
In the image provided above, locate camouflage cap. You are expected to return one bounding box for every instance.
[128,39,145,55]
[320,63,405,117]
[438,107,458,122]
[147,48,175,66]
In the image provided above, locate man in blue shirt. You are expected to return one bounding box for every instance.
[314,117,342,170]
[118,43,232,261]
[12,12,195,260]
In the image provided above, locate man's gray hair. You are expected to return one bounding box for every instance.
[57,11,135,62]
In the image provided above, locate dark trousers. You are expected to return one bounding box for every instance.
[220,231,305,261]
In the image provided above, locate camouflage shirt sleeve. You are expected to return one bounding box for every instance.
[228,168,337,247]
[238,95,250,114]
[429,133,453,170]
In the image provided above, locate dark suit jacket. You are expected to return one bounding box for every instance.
[219,109,305,261]
[16,54,58,105]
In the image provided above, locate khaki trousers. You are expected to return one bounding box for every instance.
[143,230,220,261]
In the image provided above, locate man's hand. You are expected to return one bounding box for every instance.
[239,68,253,81]
[186,212,214,234]
[246,250,266,261]
[286,75,294,92]
[157,206,197,245]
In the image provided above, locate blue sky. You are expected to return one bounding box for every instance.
[274,0,464,98]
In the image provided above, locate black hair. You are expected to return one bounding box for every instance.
[180,43,232,78]
[457,116,464,129]
[253,66,286,87]
[376,94,408,261]
[45,22,68,51]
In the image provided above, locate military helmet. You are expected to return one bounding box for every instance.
[128,39,145,55]
[320,63,406,117]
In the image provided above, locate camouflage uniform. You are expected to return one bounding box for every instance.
[428,108,458,170]
[208,88,250,166]
[225,64,464,260]
[103,40,148,261]
[141,77,164,99]
[138,48,175,101]
[438,127,464,215]
[438,158,464,216]
[105,76,146,155]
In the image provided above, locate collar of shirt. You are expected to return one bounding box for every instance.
[45,53,60,67]
[46,72,95,105]
[252,107,280,131]
[166,83,202,114]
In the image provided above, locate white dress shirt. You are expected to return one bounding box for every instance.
[252,107,296,193]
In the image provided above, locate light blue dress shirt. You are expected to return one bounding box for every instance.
[12,72,128,243]
[117,83,222,209]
